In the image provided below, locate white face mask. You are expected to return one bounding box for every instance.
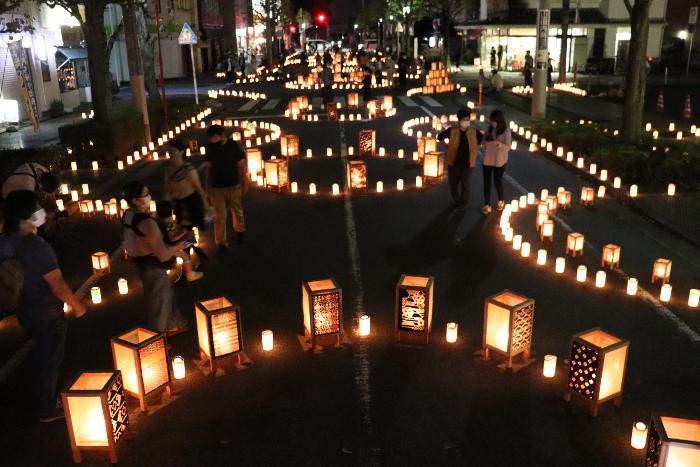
[459,120,470,130]
[29,208,47,228]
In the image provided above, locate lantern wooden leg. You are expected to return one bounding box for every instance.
[166,383,172,397]
[590,403,599,417]
[506,355,513,369]
[71,448,82,464]
[139,395,146,413]
[109,447,118,464]
[613,395,622,407]
[522,348,530,362]
[483,347,490,360]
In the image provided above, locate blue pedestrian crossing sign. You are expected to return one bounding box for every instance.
[178,23,198,45]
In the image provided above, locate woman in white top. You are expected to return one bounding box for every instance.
[482,109,511,214]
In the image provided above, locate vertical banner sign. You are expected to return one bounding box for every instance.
[178,23,199,105]
[536,9,550,65]
[8,40,39,131]
[688,7,698,75]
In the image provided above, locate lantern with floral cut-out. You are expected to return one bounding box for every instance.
[302,279,343,349]
[195,297,244,372]
[565,327,629,416]
[347,160,368,191]
[61,371,129,463]
[326,103,338,120]
[566,233,585,257]
[395,275,434,345]
[91,252,110,276]
[482,290,535,369]
[602,244,621,269]
[359,129,376,156]
[264,159,289,191]
[280,134,299,158]
[652,258,672,284]
[645,415,700,467]
[110,327,171,412]
[423,151,445,183]
[246,148,263,180]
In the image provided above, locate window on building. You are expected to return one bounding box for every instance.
[40,60,51,82]
[57,61,77,92]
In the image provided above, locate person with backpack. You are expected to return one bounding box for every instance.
[121,181,188,335]
[0,190,86,422]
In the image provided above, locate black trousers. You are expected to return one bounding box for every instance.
[448,165,473,205]
[483,165,506,205]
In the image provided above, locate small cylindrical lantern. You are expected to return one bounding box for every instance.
[556,257,566,273]
[602,244,621,269]
[261,330,274,351]
[91,286,102,304]
[543,355,556,377]
[376,181,384,193]
[445,322,458,343]
[82,183,89,195]
[652,258,672,284]
[117,278,128,295]
[415,176,423,188]
[540,189,549,201]
[667,183,676,196]
[613,177,622,189]
[358,315,371,336]
[482,290,535,368]
[172,356,186,379]
[576,266,587,282]
[332,183,340,196]
[627,278,638,295]
[566,233,585,257]
[519,195,527,208]
[600,169,608,181]
[309,183,317,195]
[689,289,700,308]
[512,235,522,250]
[660,284,672,302]
[595,271,606,288]
[56,199,65,211]
[597,185,606,198]
[527,192,535,205]
[397,179,404,191]
[630,422,648,450]
[91,251,110,276]
[629,184,638,197]
[521,242,531,257]
[537,249,547,265]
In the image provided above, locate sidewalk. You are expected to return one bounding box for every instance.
[0,112,81,149]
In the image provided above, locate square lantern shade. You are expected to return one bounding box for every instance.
[423,151,445,182]
[359,129,376,156]
[104,200,119,218]
[540,219,554,242]
[347,92,359,109]
[246,148,263,179]
[566,328,629,416]
[264,159,289,191]
[61,371,128,464]
[326,103,338,120]
[602,244,621,269]
[296,95,308,109]
[482,290,535,368]
[566,232,585,257]
[280,134,299,158]
[558,190,572,209]
[195,297,244,372]
[652,258,672,284]
[347,159,368,191]
[110,328,170,412]
[302,279,343,348]
[395,275,434,344]
[645,415,700,467]
[581,187,595,206]
[91,251,110,276]
[417,137,437,161]
[366,99,378,117]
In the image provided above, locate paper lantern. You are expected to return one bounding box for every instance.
[104,199,118,218]
[417,137,437,160]
[195,297,244,372]
[261,330,274,351]
[117,278,128,295]
[347,160,368,191]
[264,159,289,191]
[652,258,672,284]
[537,249,547,265]
[631,421,648,449]
[600,169,608,181]
[577,266,587,282]
[599,244,620,269]
[347,92,359,108]
[91,251,110,276]
[366,99,378,118]
[423,151,445,182]
[395,275,434,345]
[71,161,78,171]
[61,372,129,463]
[535,210,548,230]
[326,103,338,120]
[91,287,102,304]
[566,233,585,257]
[110,327,171,411]
[565,328,629,416]
[660,284,672,302]
[382,95,393,111]
[397,179,404,190]
[613,177,622,189]
[358,315,371,336]
[630,184,638,197]
[689,289,700,308]
[543,355,556,377]
[309,183,317,195]
[580,187,595,206]
[667,183,676,196]
[359,129,376,156]
[627,278,638,295]
[527,192,535,205]
[302,279,343,348]
[595,271,606,288]
[521,242,531,257]
[558,190,572,210]
[644,415,700,466]
[280,134,299,158]
[446,322,458,343]
[56,199,65,211]
[482,290,534,368]
[172,356,185,379]
[555,257,566,273]
[540,220,554,242]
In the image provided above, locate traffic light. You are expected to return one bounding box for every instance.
[289,24,296,33]
[316,12,327,24]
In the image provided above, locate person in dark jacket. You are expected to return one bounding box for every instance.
[438,110,483,207]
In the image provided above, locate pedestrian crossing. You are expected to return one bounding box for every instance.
[229,94,444,114]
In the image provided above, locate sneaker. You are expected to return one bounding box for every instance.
[496,200,505,211]
[482,204,492,215]
[186,271,204,282]
[39,407,65,423]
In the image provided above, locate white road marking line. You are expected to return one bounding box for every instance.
[261,98,279,110]
[238,99,258,111]
[398,96,418,107]
[419,95,442,107]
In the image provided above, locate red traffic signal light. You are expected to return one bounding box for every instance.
[316,13,327,24]
[289,25,296,33]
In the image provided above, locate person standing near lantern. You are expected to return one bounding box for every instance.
[121,181,188,335]
[321,57,334,105]
[361,60,373,102]
[481,109,511,214]
[204,125,248,251]
[0,190,86,422]
[164,138,210,230]
[438,109,482,208]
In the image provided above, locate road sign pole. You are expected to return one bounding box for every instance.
[688,33,695,75]
[532,0,550,121]
[190,44,199,105]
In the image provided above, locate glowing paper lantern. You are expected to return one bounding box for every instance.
[667,183,676,196]
[512,234,522,250]
[358,315,371,336]
[261,330,274,351]
[117,278,128,295]
[482,290,535,368]
[172,356,185,379]
[627,278,638,295]
[110,327,171,411]
[195,297,244,372]
[302,279,343,348]
[61,372,128,463]
[576,266,587,282]
[543,355,556,377]
[347,160,368,191]
[644,416,700,466]
[264,159,289,191]
[359,129,376,156]
[347,92,359,108]
[566,233,585,257]
[423,151,445,182]
[558,190,572,210]
[595,271,606,288]
[91,287,102,304]
[376,181,384,193]
[660,284,672,302]
[280,134,299,158]
[613,177,622,189]
[689,289,700,308]
[309,183,317,195]
[652,258,672,284]
[565,328,629,416]
[445,322,458,343]
[540,220,554,242]
[555,257,566,274]
[91,251,110,276]
[417,137,437,160]
[521,242,531,257]
[580,187,595,206]
[395,275,434,345]
[631,422,648,450]
[537,249,547,265]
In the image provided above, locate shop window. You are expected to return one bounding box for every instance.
[40,60,51,82]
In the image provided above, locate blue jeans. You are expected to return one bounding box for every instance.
[20,316,67,417]
[137,262,187,332]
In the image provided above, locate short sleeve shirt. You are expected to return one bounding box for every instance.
[205,139,246,188]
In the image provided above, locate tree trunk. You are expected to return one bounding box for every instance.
[135,7,160,107]
[123,0,151,142]
[83,1,111,122]
[222,0,237,56]
[442,16,450,65]
[559,0,570,83]
[622,0,651,143]
[266,13,274,66]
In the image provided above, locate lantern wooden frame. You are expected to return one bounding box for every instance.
[565,327,629,416]
[558,190,572,210]
[566,233,585,257]
[110,327,171,412]
[280,134,299,158]
[302,278,344,349]
[91,251,110,276]
[61,371,129,464]
[245,147,263,180]
[264,159,290,192]
[195,297,244,372]
[417,137,437,161]
[395,275,434,345]
[540,219,554,242]
[326,102,338,120]
[347,92,359,109]
[601,244,621,269]
[581,187,595,206]
[645,414,700,467]
[347,159,368,192]
[482,290,535,369]
[652,258,672,284]
[359,129,376,156]
[423,151,445,183]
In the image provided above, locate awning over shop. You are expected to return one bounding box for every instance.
[56,47,88,60]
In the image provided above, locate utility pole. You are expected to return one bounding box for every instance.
[559,0,570,83]
[123,0,151,143]
[531,0,550,121]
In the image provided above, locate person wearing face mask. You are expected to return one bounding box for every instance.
[438,109,482,208]
[121,181,188,335]
[0,190,86,422]
[481,109,511,214]
[165,138,210,230]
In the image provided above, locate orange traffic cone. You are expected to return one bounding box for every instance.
[655,90,664,114]
[682,95,692,119]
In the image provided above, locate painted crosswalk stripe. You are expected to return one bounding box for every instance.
[398,96,418,107]
[238,99,258,111]
[419,95,442,107]
[261,98,279,110]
